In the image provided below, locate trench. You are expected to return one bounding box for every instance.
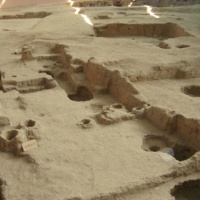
[94,22,191,38]
[0,12,52,20]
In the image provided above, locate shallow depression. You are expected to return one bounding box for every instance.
[142,135,169,152]
[182,85,200,97]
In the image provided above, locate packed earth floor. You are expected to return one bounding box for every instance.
[0,1,200,200]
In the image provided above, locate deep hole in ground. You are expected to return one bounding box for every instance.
[171,179,200,200]
[182,85,200,97]
[68,86,94,102]
[173,144,197,161]
[94,22,191,38]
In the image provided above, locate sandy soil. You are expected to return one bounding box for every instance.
[0,1,200,200]
[1,0,66,8]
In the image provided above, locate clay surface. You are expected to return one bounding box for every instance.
[0,1,200,200]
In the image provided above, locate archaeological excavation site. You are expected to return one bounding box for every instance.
[0,0,200,199]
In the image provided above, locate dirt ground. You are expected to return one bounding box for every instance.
[0,1,200,200]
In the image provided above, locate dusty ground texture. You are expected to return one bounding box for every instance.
[0,1,200,200]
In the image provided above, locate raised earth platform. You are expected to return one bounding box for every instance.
[0,1,199,200]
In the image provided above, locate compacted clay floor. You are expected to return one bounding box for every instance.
[0,1,200,200]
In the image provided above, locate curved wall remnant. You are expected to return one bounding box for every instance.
[84,58,146,109]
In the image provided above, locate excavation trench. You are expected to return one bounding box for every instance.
[94,22,191,38]
[72,0,131,7]
[0,12,52,20]
[39,63,94,102]
[73,0,112,7]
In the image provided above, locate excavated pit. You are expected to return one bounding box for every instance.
[94,22,191,38]
[142,135,197,161]
[77,118,95,128]
[68,86,94,101]
[171,179,200,200]
[173,144,197,161]
[182,85,200,97]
